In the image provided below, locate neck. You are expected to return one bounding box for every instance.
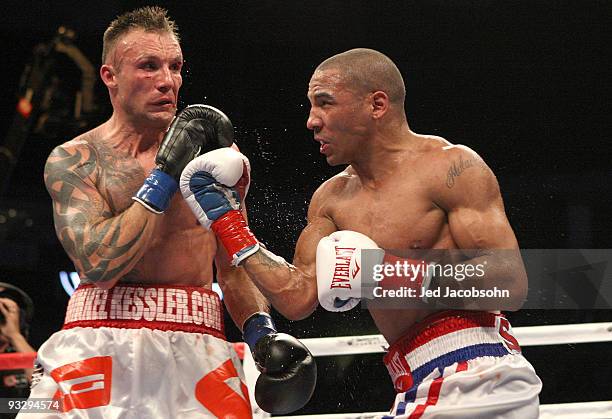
[102,112,167,157]
[350,122,417,186]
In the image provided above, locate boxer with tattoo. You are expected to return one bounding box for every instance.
[22,7,314,418]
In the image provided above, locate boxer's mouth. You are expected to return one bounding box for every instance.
[153,98,175,107]
[316,138,330,154]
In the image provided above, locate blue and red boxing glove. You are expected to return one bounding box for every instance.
[180,147,259,265]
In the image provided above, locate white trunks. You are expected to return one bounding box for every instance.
[383,310,542,419]
[18,284,252,419]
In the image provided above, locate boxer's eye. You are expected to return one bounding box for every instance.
[141,61,157,71]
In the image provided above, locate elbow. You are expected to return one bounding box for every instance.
[280,307,315,321]
[266,278,319,320]
[79,268,119,290]
[92,280,117,290]
[505,272,528,312]
[276,297,318,321]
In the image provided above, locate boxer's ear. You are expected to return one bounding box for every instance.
[370,91,389,119]
[100,64,117,89]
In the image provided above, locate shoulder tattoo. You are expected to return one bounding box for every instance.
[446,155,477,188]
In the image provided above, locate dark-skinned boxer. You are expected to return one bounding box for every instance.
[181,48,542,418]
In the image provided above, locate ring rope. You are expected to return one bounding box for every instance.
[242,322,612,417]
[2,322,610,418]
[289,322,612,357]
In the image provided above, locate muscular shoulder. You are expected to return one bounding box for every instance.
[44,128,101,193]
[47,128,101,166]
[426,142,501,211]
[307,167,354,219]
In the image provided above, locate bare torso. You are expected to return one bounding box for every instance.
[69,126,217,288]
[321,135,458,343]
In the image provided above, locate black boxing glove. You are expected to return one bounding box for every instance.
[133,104,234,213]
[243,312,317,414]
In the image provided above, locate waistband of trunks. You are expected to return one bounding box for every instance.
[383,310,521,392]
[63,283,225,340]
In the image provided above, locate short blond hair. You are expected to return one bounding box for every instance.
[102,6,179,64]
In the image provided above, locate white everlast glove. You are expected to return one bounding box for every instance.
[316,230,383,311]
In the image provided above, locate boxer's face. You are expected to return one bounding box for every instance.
[307,69,371,166]
[104,29,183,129]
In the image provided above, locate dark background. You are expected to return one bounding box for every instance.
[1,0,611,414]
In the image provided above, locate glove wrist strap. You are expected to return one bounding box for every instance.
[212,210,259,265]
[133,168,178,213]
[379,253,436,303]
[243,312,276,351]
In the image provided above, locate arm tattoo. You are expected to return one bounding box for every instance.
[252,248,293,271]
[446,155,476,188]
[45,144,148,283]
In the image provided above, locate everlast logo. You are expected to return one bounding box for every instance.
[65,286,222,331]
[331,247,356,289]
[385,352,413,392]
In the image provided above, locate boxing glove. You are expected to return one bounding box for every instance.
[316,230,436,311]
[133,104,233,213]
[243,312,317,414]
[180,148,258,265]
[316,230,383,311]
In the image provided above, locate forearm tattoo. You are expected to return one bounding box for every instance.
[252,248,294,271]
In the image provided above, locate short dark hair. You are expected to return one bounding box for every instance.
[102,6,180,64]
[317,48,406,105]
